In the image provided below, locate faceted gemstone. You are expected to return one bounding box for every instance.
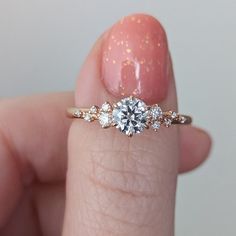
[99,112,112,128]
[152,121,161,131]
[164,118,172,127]
[171,111,177,119]
[112,97,148,136]
[101,102,112,112]
[180,116,186,123]
[84,113,93,122]
[74,109,82,118]
[89,105,98,114]
[150,105,162,120]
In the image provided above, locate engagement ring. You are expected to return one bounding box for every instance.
[67,96,192,137]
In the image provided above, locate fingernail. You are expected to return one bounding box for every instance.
[102,14,169,103]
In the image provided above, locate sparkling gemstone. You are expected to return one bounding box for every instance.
[101,102,112,112]
[152,121,161,131]
[74,110,82,118]
[99,112,112,128]
[164,118,172,127]
[150,105,162,120]
[180,116,186,123]
[89,106,98,114]
[112,97,148,136]
[84,113,93,122]
[171,111,177,119]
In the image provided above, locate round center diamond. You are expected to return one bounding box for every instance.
[112,97,148,136]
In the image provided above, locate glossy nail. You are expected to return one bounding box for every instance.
[101,14,169,103]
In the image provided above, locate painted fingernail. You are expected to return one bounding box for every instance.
[102,14,169,103]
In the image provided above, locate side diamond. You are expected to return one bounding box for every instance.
[89,105,98,114]
[83,113,93,122]
[74,109,82,118]
[180,116,187,123]
[164,118,172,127]
[101,102,112,112]
[171,111,177,119]
[152,121,161,131]
[150,105,162,120]
[99,112,112,128]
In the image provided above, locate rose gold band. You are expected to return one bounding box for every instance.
[67,107,192,125]
[66,96,192,137]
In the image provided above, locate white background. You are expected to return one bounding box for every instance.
[0,1,236,235]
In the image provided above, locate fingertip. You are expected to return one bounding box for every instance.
[179,126,212,173]
[75,13,171,107]
[102,13,169,103]
[195,127,212,157]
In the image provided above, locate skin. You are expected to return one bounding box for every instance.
[0,14,211,236]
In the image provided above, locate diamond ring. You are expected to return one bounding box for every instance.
[67,96,192,137]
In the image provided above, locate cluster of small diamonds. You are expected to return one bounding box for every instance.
[98,102,113,128]
[148,105,185,131]
[73,102,113,128]
[149,104,162,131]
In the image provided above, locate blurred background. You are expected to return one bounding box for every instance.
[0,1,235,235]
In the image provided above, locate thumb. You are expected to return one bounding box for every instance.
[64,14,178,236]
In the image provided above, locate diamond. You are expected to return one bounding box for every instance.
[164,118,172,127]
[112,97,148,136]
[84,113,93,122]
[152,121,161,131]
[171,111,177,119]
[74,110,82,118]
[180,116,186,123]
[101,102,112,112]
[99,112,112,128]
[150,105,162,120]
[89,105,98,114]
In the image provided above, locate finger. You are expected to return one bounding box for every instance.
[0,92,73,183]
[64,14,180,236]
[0,92,72,227]
[0,91,209,229]
[33,183,65,236]
[179,126,212,173]
[0,184,65,236]
[0,190,39,236]
[0,93,210,232]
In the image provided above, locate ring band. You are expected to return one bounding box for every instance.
[67,96,192,137]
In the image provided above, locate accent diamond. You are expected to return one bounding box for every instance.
[152,121,161,131]
[84,113,93,122]
[150,105,162,120]
[171,111,177,119]
[180,116,186,123]
[99,112,112,128]
[112,97,148,136]
[73,110,82,118]
[164,118,172,127]
[101,102,112,112]
[89,105,98,114]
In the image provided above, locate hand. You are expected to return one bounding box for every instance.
[0,14,211,236]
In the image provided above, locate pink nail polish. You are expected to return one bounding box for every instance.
[101,14,169,103]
